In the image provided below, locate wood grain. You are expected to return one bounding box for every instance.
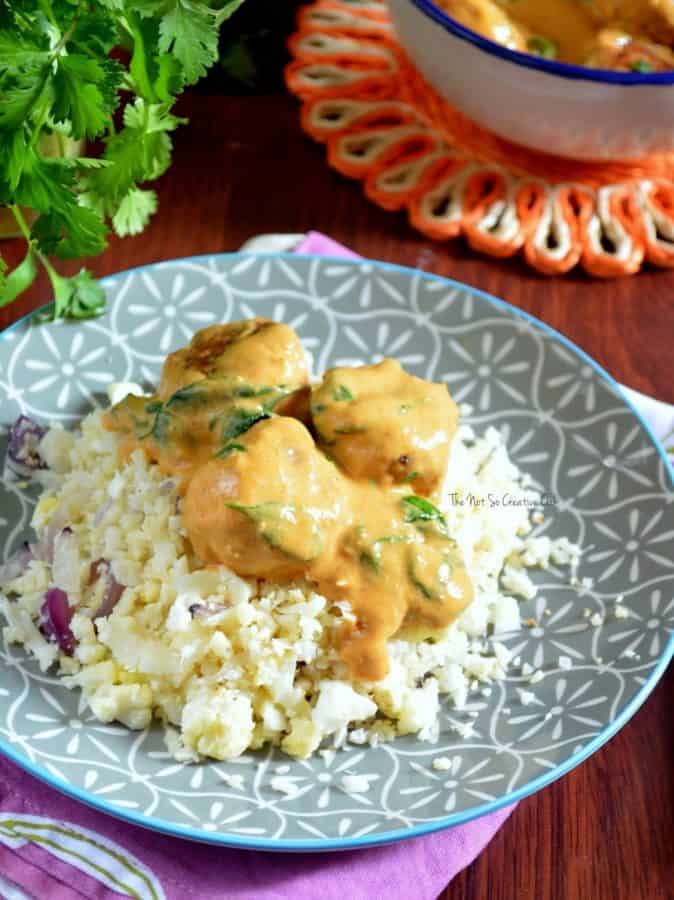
[1,94,672,900]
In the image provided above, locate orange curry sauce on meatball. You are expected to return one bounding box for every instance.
[104,319,472,682]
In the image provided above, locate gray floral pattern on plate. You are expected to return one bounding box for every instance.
[0,254,672,851]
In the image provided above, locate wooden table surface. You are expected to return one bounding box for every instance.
[2,94,673,900]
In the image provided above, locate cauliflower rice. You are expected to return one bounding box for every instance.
[0,408,580,761]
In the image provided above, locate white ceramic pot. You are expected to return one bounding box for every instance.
[387,0,674,161]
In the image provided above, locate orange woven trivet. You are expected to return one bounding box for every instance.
[285,0,674,277]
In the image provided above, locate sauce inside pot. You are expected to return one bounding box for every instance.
[436,0,674,70]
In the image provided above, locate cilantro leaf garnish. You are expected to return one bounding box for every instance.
[333,384,354,402]
[215,442,246,459]
[401,495,448,530]
[220,408,269,443]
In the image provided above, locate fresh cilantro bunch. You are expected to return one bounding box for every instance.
[0,0,244,319]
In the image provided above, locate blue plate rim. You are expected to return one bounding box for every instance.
[1,251,672,852]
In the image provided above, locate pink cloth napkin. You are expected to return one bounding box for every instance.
[0,232,516,900]
[295,231,362,259]
[0,756,515,900]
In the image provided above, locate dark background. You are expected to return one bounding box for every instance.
[206,0,303,93]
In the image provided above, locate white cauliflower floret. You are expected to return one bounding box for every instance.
[490,594,520,634]
[164,726,200,763]
[434,662,468,709]
[96,614,180,677]
[340,774,371,794]
[397,678,439,739]
[501,565,536,600]
[549,536,581,566]
[370,659,407,718]
[63,659,118,692]
[175,568,251,607]
[458,595,489,636]
[261,701,287,733]
[207,630,232,659]
[165,592,197,632]
[282,717,321,759]
[38,427,75,473]
[520,536,553,568]
[0,595,58,671]
[182,685,254,760]
[87,683,153,730]
[312,680,377,736]
[71,614,107,665]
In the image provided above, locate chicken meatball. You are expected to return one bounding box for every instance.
[311,359,458,496]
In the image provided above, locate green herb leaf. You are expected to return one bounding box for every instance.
[359,549,381,575]
[234,384,274,398]
[401,495,447,528]
[159,3,216,84]
[215,441,246,459]
[84,99,183,220]
[41,269,107,321]
[0,0,247,316]
[407,557,438,600]
[112,186,158,236]
[0,248,36,308]
[527,36,557,60]
[221,407,269,442]
[0,27,49,68]
[52,55,123,140]
[0,57,51,130]
[31,204,108,260]
[332,384,354,402]
[165,382,207,407]
[225,500,323,561]
[630,59,653,73]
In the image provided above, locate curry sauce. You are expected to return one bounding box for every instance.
[105,319,473,681]
[438,0,674,70]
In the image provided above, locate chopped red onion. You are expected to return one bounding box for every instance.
[7,416,47,472]
[40,587,76,655]
[159,479,177,496]
[89,559,125,619]
[189,600,230,621]
[0,543,33,589]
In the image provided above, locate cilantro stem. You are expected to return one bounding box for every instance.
[10,206,33,244]
[124,10,158,102]
[37,0,58,28]
[11,204,60,294]
[49,3,82,58]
